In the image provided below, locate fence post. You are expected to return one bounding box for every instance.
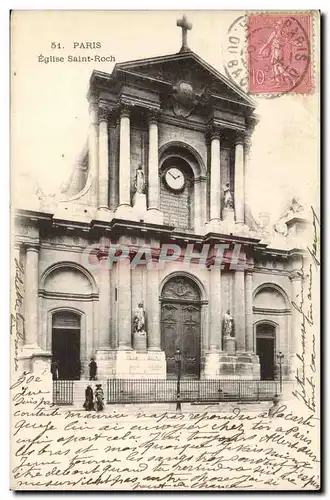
[238,380,241,402]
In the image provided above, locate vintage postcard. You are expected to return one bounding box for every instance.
[10,10,320,490]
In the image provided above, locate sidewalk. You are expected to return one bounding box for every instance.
[62,400,272,414]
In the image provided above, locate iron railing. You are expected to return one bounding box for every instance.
[107,378,278,404]
[53,380,74,405]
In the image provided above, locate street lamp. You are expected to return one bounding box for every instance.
[276,351,284,394]
[175,348,182,412]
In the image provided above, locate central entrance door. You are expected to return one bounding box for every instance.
[161,276,201,378]
[52,311,81,380]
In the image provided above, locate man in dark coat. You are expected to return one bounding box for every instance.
[83,385,94,411]
[89,358,97,380]
[51,360,59,380]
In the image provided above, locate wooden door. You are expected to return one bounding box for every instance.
[161,276,201,379]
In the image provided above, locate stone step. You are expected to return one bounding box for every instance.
[73,380,107,405]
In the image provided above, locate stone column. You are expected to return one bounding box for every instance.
[88,95,99,207]
[97,245,111,348]
[145,110,163,224]
[209,127,221,223]
[234,133,245,224]
[24,243,40,347]
[117,259,132,350]
[209,265,222,350]
[244,132,253,217]
[245,270,254,352]
[98,106,110,210]
[118,104,131,210]
[147,267,161,351]
[194,176,207,234]
[234,270,246,351]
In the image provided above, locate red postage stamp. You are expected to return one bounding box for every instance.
[247,13,313,94]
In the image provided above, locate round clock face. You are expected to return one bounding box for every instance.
[165,167,185,192]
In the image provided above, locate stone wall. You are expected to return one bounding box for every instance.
[160,181,193,230]
[159,122,207,166]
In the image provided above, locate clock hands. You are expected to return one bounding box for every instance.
[168,171,182,180]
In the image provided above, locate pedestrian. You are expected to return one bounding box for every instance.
[83,385,94,411]
[95,384,104,411]
[268,393,280,417]
[89,357,97,380]
[51,359,59,381]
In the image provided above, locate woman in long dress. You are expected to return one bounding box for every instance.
[95,384,105,412]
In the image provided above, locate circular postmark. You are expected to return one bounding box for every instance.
[223,15,249,93]
[223,14,312,98]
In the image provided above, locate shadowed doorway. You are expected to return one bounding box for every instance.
[256,323,276,380]
[52,311,81,380]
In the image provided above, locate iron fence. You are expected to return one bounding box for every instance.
[107,378,278,404]
[53,380,74,405]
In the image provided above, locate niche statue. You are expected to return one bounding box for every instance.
[223,182,234,209]
[223,310,234,337]
[134,165,145,194]
[133,302,146,333]
[133,302,147,352]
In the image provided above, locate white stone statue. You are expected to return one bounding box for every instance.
[223,182,234,209]
[273,197,304,237]
[134,165,145,194]
[133,302,146,333]
[223,310,234,337]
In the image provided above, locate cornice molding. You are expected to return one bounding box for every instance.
[39,290,99,301]
[253,268,290,277]
[289,270,303,281]
[24,242,40,252]
[159,113,206,133]
[253,307,291,316]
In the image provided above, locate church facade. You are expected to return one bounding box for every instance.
[13,19,308,383]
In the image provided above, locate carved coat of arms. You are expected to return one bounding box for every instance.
[172,80,205,118]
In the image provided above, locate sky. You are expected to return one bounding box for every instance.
[11,10,319,222]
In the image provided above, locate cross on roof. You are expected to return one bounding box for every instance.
[177,15,192,53]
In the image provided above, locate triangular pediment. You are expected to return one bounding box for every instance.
[114,51,255,109]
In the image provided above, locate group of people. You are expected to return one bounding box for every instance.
[83,384,105,412]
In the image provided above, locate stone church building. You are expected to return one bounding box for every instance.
[14,18,308,383]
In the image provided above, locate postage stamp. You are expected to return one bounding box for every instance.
[247,13,313,95]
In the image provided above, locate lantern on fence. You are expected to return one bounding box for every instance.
[175,348,182,412]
